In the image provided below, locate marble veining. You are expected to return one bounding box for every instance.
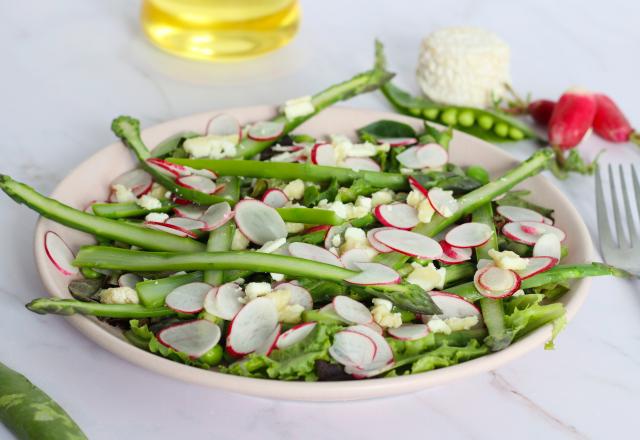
[1,0,639,439]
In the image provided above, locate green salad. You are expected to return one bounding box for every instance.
[1,56,628,382]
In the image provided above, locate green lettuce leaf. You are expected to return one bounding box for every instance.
[503,294,566,348]
[223,323,343,381]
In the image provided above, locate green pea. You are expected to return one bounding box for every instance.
[509,127,525,140]
[494,122,509,137]
[81,267,103,279]
[477,114,494,130]
[458,110,475,127]
[199,345,223,366]
[422,108,439,120]
[408,107,421,116]
[440,108,458,126]
[465,165,490,185]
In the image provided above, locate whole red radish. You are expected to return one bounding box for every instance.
[528,99,555,125]
[548,88,596,150]
[593,94,639,144]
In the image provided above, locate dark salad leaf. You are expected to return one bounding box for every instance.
[357,119,417,141]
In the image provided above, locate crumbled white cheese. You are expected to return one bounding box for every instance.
[346,142,378,157]
[244,282,272,301]
[149,182,167,199]
[512,289,525,297]
[427,316,451,334]
[136,194,162,210]
[284,96,315,120]
[283,179,305,200]
[376,142,391,153]
[400,168,414,175]
[488,249,528,271]
[285,222,305,234]
[428,188,458,217]
[258,238,287,254]
[331,233,343,248]
[477,258,493,270]
[371,190,394,207]
[407,262,446,292]
[445,315,479,332]
[416,27,511,108]
[145,212,169,223]
[231,229,250,250]
[265,288,304,324]
[340,227,370,253]
[112,184,136,203]
[317,199,369,221]
[100,287,139,305]
[417,199,435,223]
[371,298,403,329]
[355,196,372,213]
[183,135,238,159]
[271,273,285,282]
[406,189,426,208]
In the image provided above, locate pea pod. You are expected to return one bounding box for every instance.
[374,41,541,144]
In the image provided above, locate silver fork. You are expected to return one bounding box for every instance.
[595,164,640,276]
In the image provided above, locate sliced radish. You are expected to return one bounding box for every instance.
[165,216,206,231]
[255,324,281,356]
[157,320,221,358]
[165,282,211,314]
[377,137,417,147]
[173,204,206,219]
[226,297,279,356]
[366,228,395,254]
[200,202,233,231]
[247,121,285,141]
[324,223,350,249]
[515,256,558,279]
[206,114,241,140]
[343,157,381,172]
[374,203,419,230]
[288,242,343,267]
[373,229,443,259]
[542,216,554,225]
[416,143,448,169]
[111,169,153,196]
[395,147,421,169]
[333,296,373,324]
[496,205,544,223]
[474,266,521,299]
[276,282,313,310]
[477,258,493,270]
[438,240,472,265]
[189,167,218,180]
[44,231,78,276]
[340,248,378,270]
[502,221,566,245]
[329,330,377,369]
[311,143,336,166]
[306,224,331,235]
[445,223,493,248]
[362,321,384,335]
[276,322,317,349]
[348,324,394,370]
[234,199,287,245]
[345,262,401,286]
[144,221,196,238]
[204,283,244,320]
[388,324,429,341]
[408,176,429,197]
[118,273,142,288]
[426,188,458,217]
[533,233,562,259]
[175,175,217,194]
[428,291,480,318]
[147,158,190,178]
[262,188,289,208]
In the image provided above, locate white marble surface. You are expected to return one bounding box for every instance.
[1,0,640,438]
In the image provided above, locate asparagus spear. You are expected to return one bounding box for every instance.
[471,197,514,351]
[91,200,173,218]
[168,158,409,191]
[234,67,394,158]
[112,116,231,206]
[413,149,554,237]
[0,361,87,440]
[446,263,630,302]
[0,175,205,252]
[26,298,174,318]
[73,246,441,314]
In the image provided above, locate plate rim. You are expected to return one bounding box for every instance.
[33,105,594,401]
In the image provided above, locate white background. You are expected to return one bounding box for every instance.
[1,0,639,438]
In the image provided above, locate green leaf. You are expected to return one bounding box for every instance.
[419,121,453,149]
[357,119,417,141]
[502,294,566,346]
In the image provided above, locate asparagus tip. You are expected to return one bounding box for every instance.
[111,115,140,137]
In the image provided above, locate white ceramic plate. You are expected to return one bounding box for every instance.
[34,106,593,401]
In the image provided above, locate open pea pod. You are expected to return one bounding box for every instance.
[374,41,543,144]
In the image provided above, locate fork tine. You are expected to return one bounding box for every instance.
[596,165,615,249]
[608,164,629,247]
[631,165,640,243]
[618,165,639,247]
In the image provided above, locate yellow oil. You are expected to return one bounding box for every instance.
[141,0,300,61]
